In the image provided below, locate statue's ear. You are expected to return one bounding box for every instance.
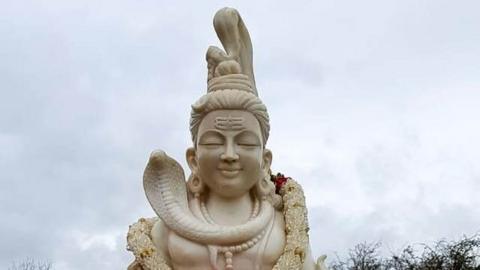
[262,149,272,174]
[186,147,198,174]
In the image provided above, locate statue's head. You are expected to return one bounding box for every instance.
[187,91,272,198]
[185,8,276,200]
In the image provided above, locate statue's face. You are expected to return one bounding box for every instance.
[187,109,271,198]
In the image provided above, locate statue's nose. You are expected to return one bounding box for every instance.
[220,141,239,162]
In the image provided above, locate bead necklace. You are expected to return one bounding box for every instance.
[199,198,266,270]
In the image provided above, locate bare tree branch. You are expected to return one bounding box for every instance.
[329,234,480,270]
[8,258,52,270]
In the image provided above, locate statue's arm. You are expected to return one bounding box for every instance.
[302,244,316,270]
[303,245,328,270]
[151,218,171,265]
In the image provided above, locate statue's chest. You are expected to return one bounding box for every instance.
[168,219,285,270]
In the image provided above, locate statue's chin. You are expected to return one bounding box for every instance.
[205,185,255,199]
[200,172,260,199]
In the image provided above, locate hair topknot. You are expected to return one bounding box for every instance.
[190,8,270,146]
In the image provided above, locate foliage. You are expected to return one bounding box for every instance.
[329,234,480,270]
[8,258,52,270]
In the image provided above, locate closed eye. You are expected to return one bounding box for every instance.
[235,131,261,147]
[237,142,259,147]
[199,140,224,146]
[198,130,225,146]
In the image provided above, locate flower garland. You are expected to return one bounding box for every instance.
[126,175,310,270]
[271,175,310,270]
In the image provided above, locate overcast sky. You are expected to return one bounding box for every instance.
[1,0,479,269]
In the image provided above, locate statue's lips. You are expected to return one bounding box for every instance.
[218,168,242,178]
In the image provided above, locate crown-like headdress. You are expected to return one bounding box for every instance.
[206,7,258,96]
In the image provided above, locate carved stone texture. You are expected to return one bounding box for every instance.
[126,7,324,270]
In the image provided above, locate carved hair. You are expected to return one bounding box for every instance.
[190,89,270,145]
[189,8,271,145]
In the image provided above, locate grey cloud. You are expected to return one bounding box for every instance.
[1,0,479,269]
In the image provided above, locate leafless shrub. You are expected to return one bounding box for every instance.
[329,234,480,270]
[8,258,52,270]
[330,242,384,270]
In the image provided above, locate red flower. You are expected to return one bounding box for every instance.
[271,173,288,194]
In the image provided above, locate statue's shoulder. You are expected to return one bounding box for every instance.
[126,217,172,270]
[151,218,170,255]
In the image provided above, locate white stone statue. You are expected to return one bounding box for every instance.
[127,7,327,270]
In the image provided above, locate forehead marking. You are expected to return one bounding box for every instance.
[214,115,245,130]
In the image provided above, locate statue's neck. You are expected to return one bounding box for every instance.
[205,192,254,226]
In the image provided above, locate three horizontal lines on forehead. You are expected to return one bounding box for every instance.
[214,115,245,130]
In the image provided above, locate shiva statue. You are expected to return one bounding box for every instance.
[127,7,327,270]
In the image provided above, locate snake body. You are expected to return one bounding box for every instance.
[143,150,273,246]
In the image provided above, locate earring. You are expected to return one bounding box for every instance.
[255,173,274,200]
[187,173,204,198]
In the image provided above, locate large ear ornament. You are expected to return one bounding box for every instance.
[143,150,274,245]
[187,173,205,196]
